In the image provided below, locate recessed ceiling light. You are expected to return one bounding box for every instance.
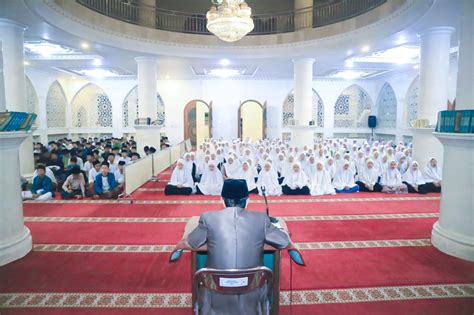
[219,59,230,66]
[71,76,77,80]
[361,45,370,52]
[208,68,241,77]
[349,45,420,64]
[23,61,30,66]
[395,35,407,45]
[25,41,80,58]
[413,64,419,69]
[165,75,171,79]
[92,58,102,66]
[345,60,354,68]
[76,68,120,78]
[81,42,90,49]
[346,50,353,56]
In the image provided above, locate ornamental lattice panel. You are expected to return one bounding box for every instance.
[282,89,324,127]
[405,76,419,127]
[334,84,373,128]
[46,80,67,128]
[376,83,397,128]
[122,85,165,127]
[71,83,112,128]
[25,75,39,124]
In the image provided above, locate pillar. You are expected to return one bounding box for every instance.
[0,132,33,266]
[431,0,474,262]
[0,19,34,175]
[294,0,313,30]
[411,26,454,168]
[291,58,314,148]
[134,57,161,155]
[138,0,156,28]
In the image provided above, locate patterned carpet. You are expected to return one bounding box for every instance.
[1,169,473,314]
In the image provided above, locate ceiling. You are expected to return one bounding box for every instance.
[0,0,463,80]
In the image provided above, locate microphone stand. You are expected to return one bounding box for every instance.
[261,186,278,223]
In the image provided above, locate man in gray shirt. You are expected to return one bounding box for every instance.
[187,179,290,314]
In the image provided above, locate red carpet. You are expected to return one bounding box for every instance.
[1,169,473,314]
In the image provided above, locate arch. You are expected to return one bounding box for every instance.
[282,89,324,127]
[405,75,419,127]
[376,82,397,128]
[334,84,373,128]
[238,100,266,141]
[25,75,39,115]
[46,80,67,128]
[183,99,212,147]
[71,83,112,128]
[121,85,165,127]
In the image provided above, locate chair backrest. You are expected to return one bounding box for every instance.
[194,266,273,295]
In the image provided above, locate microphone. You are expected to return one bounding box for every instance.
[261,186,278,223]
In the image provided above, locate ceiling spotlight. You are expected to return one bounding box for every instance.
[345,60,354,68]
[81,42,90,49]
[92,58,102,66]
[361,45,370,52]
[346,50,353,56]
[71,76,77,80]
[165,75,171,79]
[396,35,407,45]
[219,59,230,66]
[23,61,30,66]
[413,64,419,69]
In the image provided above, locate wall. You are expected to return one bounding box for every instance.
[25,67,458,145]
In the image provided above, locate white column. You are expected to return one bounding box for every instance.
[134,57,160,155]
[291,58,314,148]
[418,27,454,125]
[411,26,454,168]
[431,0,474,262]
[0,19,34,175]
[455,0,473,109]
[135,57,157,120]
[0,132,33,266]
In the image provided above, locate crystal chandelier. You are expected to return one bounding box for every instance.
[206,0,254,43]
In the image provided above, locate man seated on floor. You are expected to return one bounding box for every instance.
[61,165,86,199]
[187,179,290,314]
[22,164,54,201]
[93,162,121,199]
[87,160,101,197]
[114,160,126,191]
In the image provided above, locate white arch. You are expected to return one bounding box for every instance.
[71,83,112,128]
[376,82,397,128]
[334,84,374,128]
[46,80,67,128]
[282,88,324,128]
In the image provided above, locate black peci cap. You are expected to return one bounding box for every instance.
[221,179,249,199]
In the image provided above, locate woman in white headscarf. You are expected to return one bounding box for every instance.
[325,157,336,181]
[354,150,366,175]
[196,160,224,195]
[309,161,336,196]
[355,159,382,192]
[332,161,359,193]
[423,157,442,192]
[196,155,211,180]
[281,155,295,180]
[380,160,408,194]
[304,155,317,179]
[402,161,429,194]
[165,159,195,195]
[223,155,241,179]
[281,162,310,195]
[256,161,282,196]
[235,161,258,193]
[273,153,286,177]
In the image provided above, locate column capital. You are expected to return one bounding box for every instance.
[0,18,27,31]
[292,58,315,65]
[418,26,455,38]
[135,56,158,63]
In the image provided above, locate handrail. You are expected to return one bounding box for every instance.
[75,0,387,35]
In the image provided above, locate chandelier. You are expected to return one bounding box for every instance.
[206,0,254,42]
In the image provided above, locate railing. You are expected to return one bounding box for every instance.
[75,0,387,35]
[124,139,191,195]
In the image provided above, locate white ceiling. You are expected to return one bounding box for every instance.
[0,0,463,80]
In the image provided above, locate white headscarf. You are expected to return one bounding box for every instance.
[357,159,379,185]
[282,155,295,178]
[256,162,282,196]
[169,159,194,188]
[402,161,426,186]
[381,161,403,186]
[282,162,309,189]
[236,161,257,191]
[325,158,336,180]
[223,156,241,179]
[197,160,223,195]
[332,161,356,190]
[423,157,442,182]
[304,156,317,179]
[310,161,335,196]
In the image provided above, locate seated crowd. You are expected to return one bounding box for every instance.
[165,138,443,197]
[22,136,155,201]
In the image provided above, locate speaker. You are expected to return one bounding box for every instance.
[368,115,377,128]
